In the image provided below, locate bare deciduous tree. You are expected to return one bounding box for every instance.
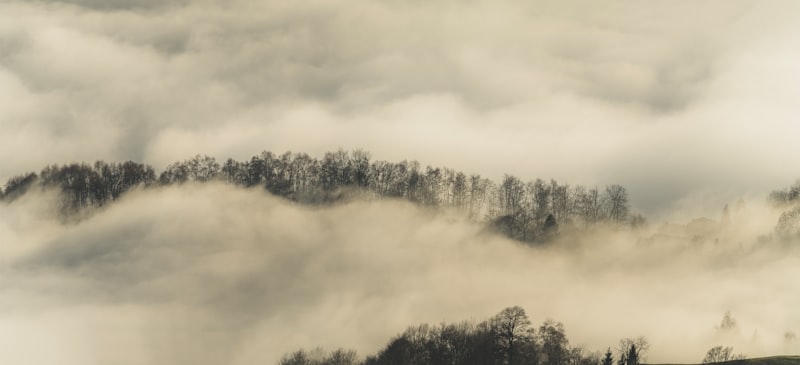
[605,185,630,224]
[702,346,745,363]
[539,319,569,365]
[493,306,534,365]
[616,337,649,365]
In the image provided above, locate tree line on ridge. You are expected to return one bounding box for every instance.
[0,149,640,243]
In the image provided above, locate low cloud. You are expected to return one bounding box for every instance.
[0,184,798,364]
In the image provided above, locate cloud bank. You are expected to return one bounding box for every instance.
[2,2,800,362]
[0,184,798,364]
[1,1,800,216]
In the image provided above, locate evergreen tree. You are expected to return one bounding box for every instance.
[626,345,639,365]
[543,214,558,237]
[602,348,614,365]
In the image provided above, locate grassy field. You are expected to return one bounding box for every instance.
[649,356,800,365]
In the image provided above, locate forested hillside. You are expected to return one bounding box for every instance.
[276,307,775,365]
[278,306,649,365]
[0,149,638,243]
[769,182,800,239]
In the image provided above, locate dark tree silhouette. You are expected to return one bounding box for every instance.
[1,172,38,201]
[602,348,614,365]
[769,181,800,206]
[285,307,611,365]
[576,187,603,227]
[492,306,535,365]
[2,149,638,242]
[616,337,648,365]
[626,345,639,365]
[605,185,629,224]
[278,348,358,365]
[539,319,569,365]
[543,214,558,240]
[701,346,746,364]
[776,206,800,239]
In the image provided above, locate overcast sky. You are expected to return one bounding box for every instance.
[2,0,800,217]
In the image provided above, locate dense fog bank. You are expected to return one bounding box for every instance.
[1,184,798,364]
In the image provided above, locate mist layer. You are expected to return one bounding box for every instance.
[0,184,798,364]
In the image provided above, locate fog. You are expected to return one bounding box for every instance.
[2,1,800,217]
[2,1,800,362]
[1,184,798,364]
